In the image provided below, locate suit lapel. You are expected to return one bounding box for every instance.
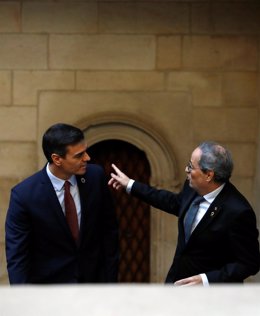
[187,183,229,241]
[40,167,81,244]
[76,174,89,240]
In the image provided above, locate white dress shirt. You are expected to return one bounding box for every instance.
[46,164,81,226]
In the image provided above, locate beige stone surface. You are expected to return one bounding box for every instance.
[231,177,254,203]
[191,3,212,34]
[0,2,20,33]
[0,35,47,69]
[49,35,155,70]
[99,2,189,34]
[22,2,98,33]
[77,71,164,91]
[0,178,20,241]
[38,91,192,166]
[193,108,258,142]
[0,71,11,105]
[0,142,37,178]
[14,71,75,105]
[0,107,37,141]
[0,244,8,284]
[156,36,182,69]
[183,36,258,70]
[222,72,258,106]
[227,143,256,177]
[213,2,260,34]
[168,72,222,106]
[1,285,260,315]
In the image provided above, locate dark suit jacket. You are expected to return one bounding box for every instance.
[131,180,260,283]
[5,164,119,284]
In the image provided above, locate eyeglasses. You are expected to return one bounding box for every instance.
[186,161,201,173]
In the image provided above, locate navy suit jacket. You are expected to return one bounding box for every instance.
[5,164,119,284]
[131,180,260,283]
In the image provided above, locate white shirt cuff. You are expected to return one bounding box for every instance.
[126,179,135,194]
[200,273,209,286]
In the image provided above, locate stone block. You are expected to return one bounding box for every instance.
[0,177,19,240]
[168,72,222,106]
[231,177,254,204]
[213,3,260,34]
[227,143,256,177]
[0,107,37,141]
[0,35,47,69]
[193,108,258,142]
[0,143,37,178]
[0,243,8,284]
[183,36,258,70]
[23,2,97,33]
[0,2,20,32]
[49,35,155,70]
[156,36,181,69]
[77,71,164,91]
[99,2,189,34]
[38,90,191,167]
[222,72,258,107]
[0,71,11,105]
[191,3,212,34]
[14,71,75,106]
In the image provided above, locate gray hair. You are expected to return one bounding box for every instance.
[198,141,233,183]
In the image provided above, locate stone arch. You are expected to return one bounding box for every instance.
[77,112,180,282]
[78,112,180,191]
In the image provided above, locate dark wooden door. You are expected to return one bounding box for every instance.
[88,140,151,283]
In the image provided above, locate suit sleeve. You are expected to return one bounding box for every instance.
[131,181,183,216]
[5,188,31,284]
[206,207,260,283]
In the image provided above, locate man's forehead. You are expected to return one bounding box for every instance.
[66,141,87,153]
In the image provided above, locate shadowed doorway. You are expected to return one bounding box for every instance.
[88,140,151,283]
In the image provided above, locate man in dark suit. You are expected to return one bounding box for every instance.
[109,141,260,285]
[5,123,119,284]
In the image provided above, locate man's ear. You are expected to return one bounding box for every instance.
[51,153,62,166]
[206,170,214,182]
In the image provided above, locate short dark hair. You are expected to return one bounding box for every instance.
[198,141,233,183]
[42,123,84,163]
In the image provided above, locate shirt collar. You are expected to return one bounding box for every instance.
[46,163,77,192]
[203,183,225,204]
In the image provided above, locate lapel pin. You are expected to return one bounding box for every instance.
[81,178,85,183]
[214,207,218,211]
[210,211,215,217]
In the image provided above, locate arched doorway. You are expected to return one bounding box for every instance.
[88,140,151,283]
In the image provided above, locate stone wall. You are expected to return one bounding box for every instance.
[0,0,259,283]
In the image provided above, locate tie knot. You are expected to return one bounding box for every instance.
[192,196,205,206]
[64,180,71,190]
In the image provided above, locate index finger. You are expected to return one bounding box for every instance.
[111,163,123,176]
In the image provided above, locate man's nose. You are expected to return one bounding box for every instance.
[84,152,91,161]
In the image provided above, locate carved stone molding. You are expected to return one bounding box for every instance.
[77,112,180,282]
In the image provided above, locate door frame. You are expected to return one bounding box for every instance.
[80,112,181,282]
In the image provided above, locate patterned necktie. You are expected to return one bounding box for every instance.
[64,180,79,242]
[184,196,205,243]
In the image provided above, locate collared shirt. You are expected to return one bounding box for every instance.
[46,164,81,226]
[191,183,225,233]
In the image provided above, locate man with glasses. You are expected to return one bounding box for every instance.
[109,141,260,285]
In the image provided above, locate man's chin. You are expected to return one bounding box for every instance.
[76,168,87,175]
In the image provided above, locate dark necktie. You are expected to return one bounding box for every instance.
[64,180,79,242]
[184,196,204,243]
